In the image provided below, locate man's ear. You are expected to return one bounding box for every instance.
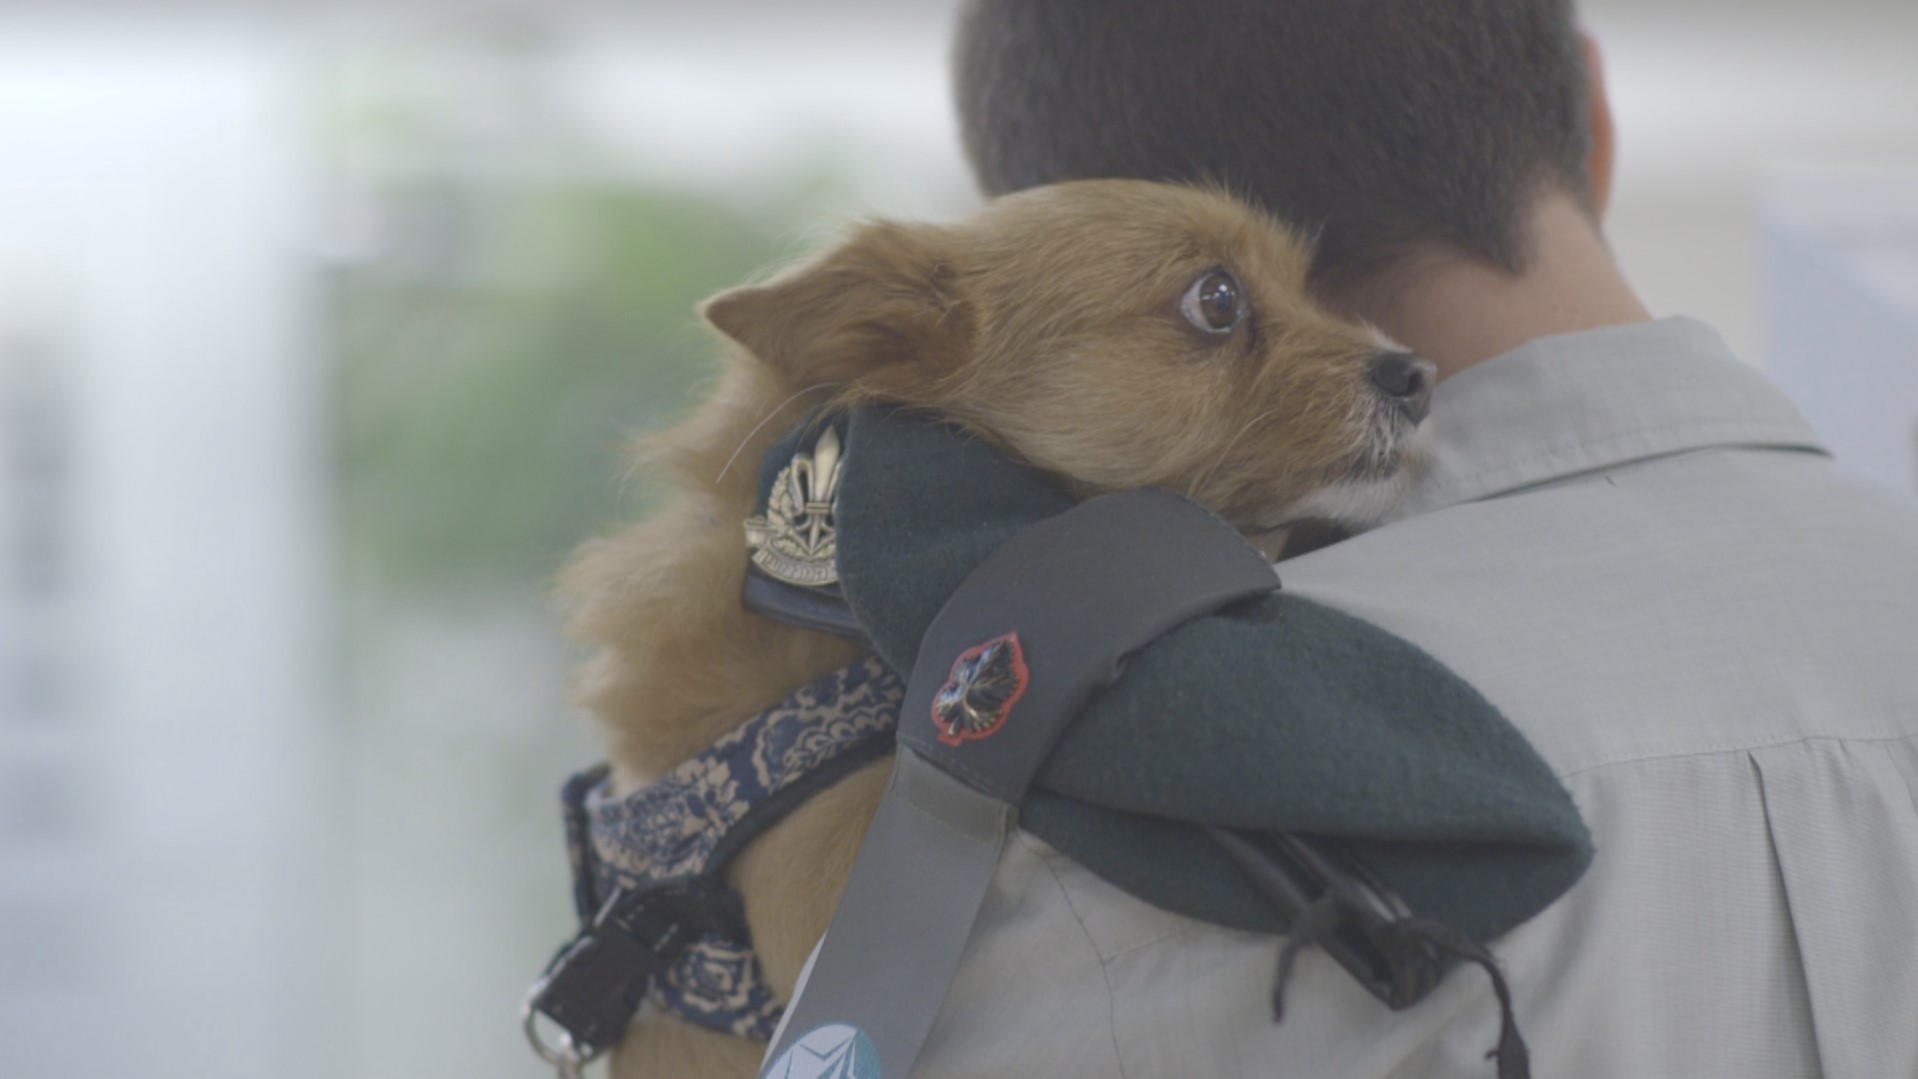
[1581,32,1617,217]
[700,221,972,386]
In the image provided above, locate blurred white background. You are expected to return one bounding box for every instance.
[0,2,1913,1078]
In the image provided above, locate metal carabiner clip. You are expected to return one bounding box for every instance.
[522,980,591,1079]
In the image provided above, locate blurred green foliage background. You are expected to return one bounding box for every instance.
[335,182,786,595]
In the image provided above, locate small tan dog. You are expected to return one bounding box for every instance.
[559,179,1433,1078]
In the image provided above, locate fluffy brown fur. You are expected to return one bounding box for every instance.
[558,180,1429,1078]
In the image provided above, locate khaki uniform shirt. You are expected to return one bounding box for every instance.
[912,317,1918,1078]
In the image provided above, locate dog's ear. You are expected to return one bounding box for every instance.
[701,221,971,385]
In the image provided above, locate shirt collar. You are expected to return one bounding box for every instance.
[1396,316,1829,518]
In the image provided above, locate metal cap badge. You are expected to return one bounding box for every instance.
[745,426,844,588]
[931,632,1030,747]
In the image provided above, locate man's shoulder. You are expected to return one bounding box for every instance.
[1280,444,1918,775]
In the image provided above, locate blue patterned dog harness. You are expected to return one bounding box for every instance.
[531,657,901,1059]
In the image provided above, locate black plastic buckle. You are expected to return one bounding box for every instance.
[524,884,710,1064]
[1208,828,1446,1010]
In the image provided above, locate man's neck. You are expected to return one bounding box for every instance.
[1334,193,1653,381]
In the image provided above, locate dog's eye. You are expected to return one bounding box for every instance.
[1180,270,1245,335]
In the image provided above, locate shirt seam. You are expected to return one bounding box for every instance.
[1744,751,1832,1077]
[1020,832,1132,1079]
[1558,729,1918,780]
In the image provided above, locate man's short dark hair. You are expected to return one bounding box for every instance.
[953,0,1593,284]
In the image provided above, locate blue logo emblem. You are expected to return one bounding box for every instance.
[763,1023,881,1079]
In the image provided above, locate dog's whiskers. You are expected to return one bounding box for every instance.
[715,383,835,484]
[1196,406,1281,497]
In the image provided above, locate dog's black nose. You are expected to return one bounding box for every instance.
[1369,352,1435,424]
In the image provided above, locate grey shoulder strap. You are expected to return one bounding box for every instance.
[759,489,1278,1079]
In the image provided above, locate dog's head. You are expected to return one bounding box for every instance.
[702,180,1431,546]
